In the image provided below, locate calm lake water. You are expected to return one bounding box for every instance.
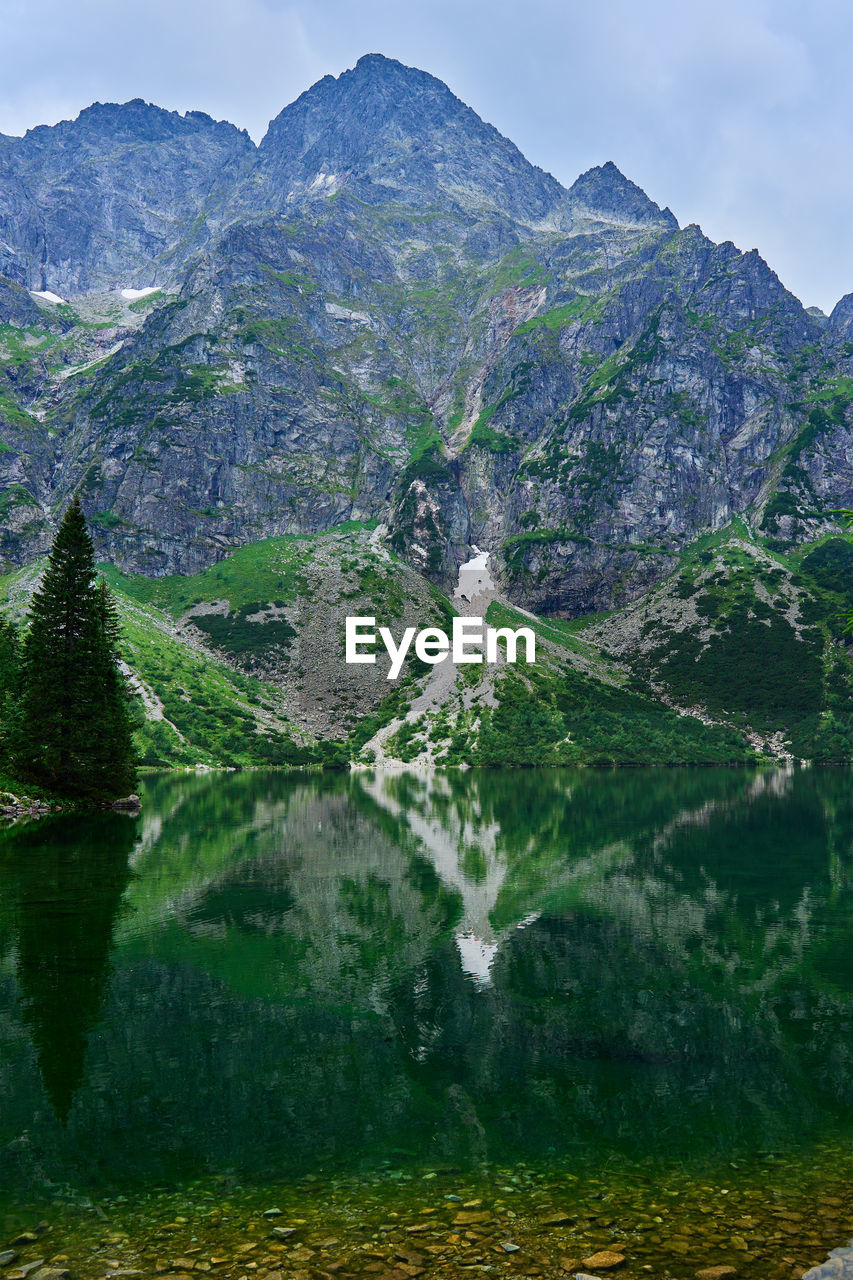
[2,766,853,1277]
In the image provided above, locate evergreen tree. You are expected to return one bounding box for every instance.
[14,497,137,799]
[89,580,138,796]
[0,617,20,766]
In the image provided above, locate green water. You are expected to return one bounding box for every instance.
[2,766,853,1276]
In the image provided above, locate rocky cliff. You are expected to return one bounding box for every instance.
[2,53,853,616]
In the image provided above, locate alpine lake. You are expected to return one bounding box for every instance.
[2,767,853,1280]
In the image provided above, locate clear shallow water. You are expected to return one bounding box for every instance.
[3,766,853,1276]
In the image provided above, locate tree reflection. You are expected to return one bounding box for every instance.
[0,812,136,1122]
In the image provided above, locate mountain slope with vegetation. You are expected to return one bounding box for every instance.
[3,55,853,765]
[3,54,853,609]
[7,515,850,768]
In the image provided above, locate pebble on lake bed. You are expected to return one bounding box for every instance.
[11,1257,46,1278]
[451,1211,492,1226]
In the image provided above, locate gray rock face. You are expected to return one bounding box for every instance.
[454,222,841,610]
[0,100,255,293]
[3,54,853,614]
[254,53,568,227]
[0,275,50,326]
[567,160,677,228]
[829,291,853,338]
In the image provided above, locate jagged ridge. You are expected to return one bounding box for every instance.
[2,53,853,622]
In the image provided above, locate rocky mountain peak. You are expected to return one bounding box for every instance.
[4,52,853,643]
[829,292,853,338]
[257,53,567,225]
[567,160,677,228]
[0,95,257,293]
[22,98,250,149]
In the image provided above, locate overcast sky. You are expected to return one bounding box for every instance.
[1,0,850,312]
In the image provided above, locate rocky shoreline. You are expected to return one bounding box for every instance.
[2,1158,853,1280]
[0,790,141,821]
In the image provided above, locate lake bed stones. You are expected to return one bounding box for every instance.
[581,1253,626,1271]
[451,1211,492,1226]
[541,1212,575,1227]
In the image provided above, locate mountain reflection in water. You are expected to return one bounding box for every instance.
[2,765,853,1197]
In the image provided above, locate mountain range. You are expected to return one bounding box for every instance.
[3,53,853,768]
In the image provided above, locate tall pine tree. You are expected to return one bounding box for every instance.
[14,497,137,800]
[0,617,19,768]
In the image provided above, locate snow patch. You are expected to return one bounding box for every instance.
[121,287,160,301]
[31,290,64,305]
[460,547,490,572]
[455,546,495,601]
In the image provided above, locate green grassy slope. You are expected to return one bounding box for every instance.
[7,521,853,770]
[585,523,853,761]
[0,560,315,769]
